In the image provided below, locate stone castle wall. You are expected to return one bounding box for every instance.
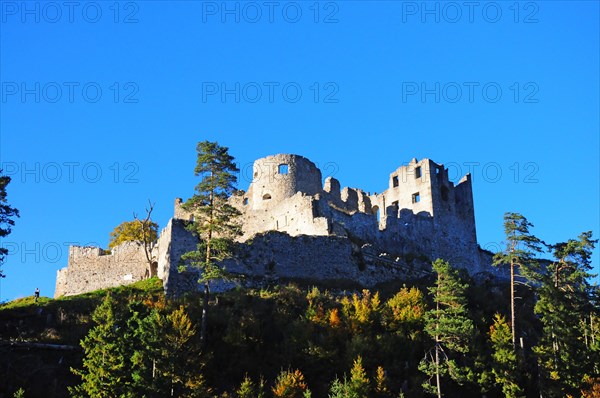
[55,242,151,297]
[155,218,200,297]
[56,153,497,298]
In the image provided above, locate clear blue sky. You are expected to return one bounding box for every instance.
[0,1,598,301]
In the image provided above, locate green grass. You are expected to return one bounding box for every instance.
[0,277,166,347]
[0,277,164,312]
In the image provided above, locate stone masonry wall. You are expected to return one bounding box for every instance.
[54,242,150,297]
[156,218,200,297]
[56,153,499,299]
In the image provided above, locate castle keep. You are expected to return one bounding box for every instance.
[55,154,499,297]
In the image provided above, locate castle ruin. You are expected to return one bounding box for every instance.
[55,154,501,298]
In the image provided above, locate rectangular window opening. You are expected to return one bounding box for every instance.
[412,192,420,204]
[278,164,289,174]
[392,175,399,187]
[415,166,422,179]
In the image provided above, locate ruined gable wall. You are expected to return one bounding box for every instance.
[54,243,149,297]
[372,159,436,219]
[156,218,200,297]
[430,173,481,273]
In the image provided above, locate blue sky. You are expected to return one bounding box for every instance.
[0,1,598,301]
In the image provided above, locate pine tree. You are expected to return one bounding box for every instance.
[493,212,542,350]
[181,141,242,349]
[70,294,134,398]
[328,376,354,398]
[139,306,211,398]
[236,375,256,398]
[12,388,25,398]
[419,259,475,397]
[0,171,19,277]
[326,357,371,398]
[489,314,523,398]
[533,231,599,397]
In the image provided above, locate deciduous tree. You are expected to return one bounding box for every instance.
[272,368,310,398]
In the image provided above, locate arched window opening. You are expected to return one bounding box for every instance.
[372,205,380,221]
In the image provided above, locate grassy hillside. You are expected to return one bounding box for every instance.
[0,278,164,397]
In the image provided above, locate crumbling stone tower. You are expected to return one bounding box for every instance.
[370,158,478,271]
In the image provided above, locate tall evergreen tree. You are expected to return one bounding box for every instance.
[326,357,370,398]
[489,314,524,398]
[419,259,475,397]
[148,306,211,398]
[533,231,599,397]
[348,356,370,398]
[181,141,242,348]
[70,294,134,398]
[0,171,20,277]
[493,212,542,350]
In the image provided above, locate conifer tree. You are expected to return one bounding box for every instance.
[328,376,354,398]
[493,212,542,349]
[349,356,370,398]
[272,369,310,398]
[420,259,475,398]
[181,141,241,348]
[534,231,599,397]
[236,375,256,398]
[489,314,524,398]
[70,294,133,398]
[374,366,391,398]
[326,358,370,398]
[0,171,19,277]
[135,306,210,398]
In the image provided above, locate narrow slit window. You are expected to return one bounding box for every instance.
[278,164,289,174]
[392,175,399,187]
[412,192,420,203]
[415,166,422,179]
